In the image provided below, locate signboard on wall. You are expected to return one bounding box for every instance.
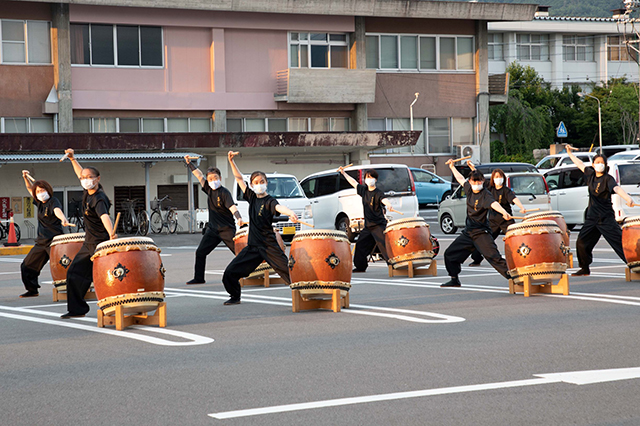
[24,197,34,219]
[11,197,22,215]
[0,198,9,219]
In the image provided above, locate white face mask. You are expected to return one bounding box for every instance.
[252,183,267,195]
[594,163,605,173]
[36,192,50,202]
[365,178,376,187]
[471,184,484,192]
[494,177,504,187]
[209,180,221,190]
[81,178,96,190]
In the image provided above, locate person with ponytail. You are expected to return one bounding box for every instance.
[566,145,637,276]
[184,155,245,285]
[18,172,71,298]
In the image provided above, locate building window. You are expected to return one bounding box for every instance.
[119,118,140,132]
[70,23,163,67]
[245,118,266,132]
[0,20,51,64]
[330,118,350,131]
[92,118,116,133]
[516,34,549,61]
[488,33,504,60]
[427,118,451,155]
[368,117,424,155]
[563,35,594,62]
[452,117,474,146]
[1,117,54,133]
[71,117,211,133]
[288,118,308,131]
[226,118,243,132]
[608,36,638,62]
[289,32,349,69]
[226,117,349,132]
[366,33,475,71]
[268,118,287,132]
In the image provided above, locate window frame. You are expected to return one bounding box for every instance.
[562,35,594,62]
[1,116,56,133]
[0,19,52,65]
[607,35,638,62]
[288,32,350,69]
[70,23,164,69]
[516,33,550,62]
[488,33,504,61]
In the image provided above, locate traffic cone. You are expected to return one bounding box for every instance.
[4,212,19,247]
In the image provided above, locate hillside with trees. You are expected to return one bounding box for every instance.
[443,0,625,18]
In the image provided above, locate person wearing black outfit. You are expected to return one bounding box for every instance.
[338,167,400,273]
[18,172,71,298]
[469,165,527,266]
[184,156,245,285]
[60,149,116,319]
[441,160,513,287]
[565,145,638,276]
[221,151,299,305]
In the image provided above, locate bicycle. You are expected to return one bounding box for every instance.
[68,199,84,231]
[149,195,178,234]
[0,219,21,242]
[120,198,150,236]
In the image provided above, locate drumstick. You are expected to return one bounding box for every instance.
[59,153,70,162]
[390,208,404,215]
[451,155,472,164]
[186,156,200,160]
[523,208,541,213]
[297,220,314,228]
[511,216,527,220]
[338,163,353,171]
[113,212,121,233]
[25,174,36,183]
[66,223,77,227]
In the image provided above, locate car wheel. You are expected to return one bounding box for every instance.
[336,216,355,242]
[441,191,452,202]
[440,213,457,234]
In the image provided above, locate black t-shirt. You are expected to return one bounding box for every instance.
[82,186,111,244]
[35,197,64,244]
[487,185,516,219]
[584,166,618,218]
[464,181,496,231]
[244,186,280,247]
[357,184,387,227]
[201,184,235,231]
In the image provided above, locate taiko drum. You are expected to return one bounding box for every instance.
[384,217,434,269]
[233,226,286,278]
[49,232,86,291]
[622,216,640,273]
[90,237,165,315]
[523,210,570,247]
[288,230,352,296]
[504,220,568,284]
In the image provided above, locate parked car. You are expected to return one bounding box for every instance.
[595,144,639,157]
[609,161,640,221]
[607,149,640,165]
[196,173,314,241]
[450,162,539,193]
[300,164,419,240]
[536,152,596,171]
[409,167,451,205]
[438,172,551,234]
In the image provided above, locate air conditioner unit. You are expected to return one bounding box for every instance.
[456,145,480,164]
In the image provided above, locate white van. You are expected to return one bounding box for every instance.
[536,152,595,171]
[300,164,419,240]
[196,173,314,241]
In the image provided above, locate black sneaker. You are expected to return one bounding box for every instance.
[60,312,86,319]
[223,298,241,305]
[186,279,206,285]
[468,261,482,267]
[572,268,590,276]
[352,269,366,273]
[440,277,461,287]
[19,291,39,298]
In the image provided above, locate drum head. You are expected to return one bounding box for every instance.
[51,232,86,246]
[524,211,563,221]
[292,229,348,243]
[623,215,640,228]
[506,220,560,236]
[385,217,427,228]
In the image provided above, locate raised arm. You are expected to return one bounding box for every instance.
[22,170,34,195]
[565,145,586,172]
[446,159,467,187]
[275,204,299,223]
[613,186,638,207]
[228,151,247,194]
[490,201,512,221]
[338,166,359,189]
[184,155,206,187]
[65,149,84,179]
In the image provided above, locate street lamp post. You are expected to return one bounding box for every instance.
[410,92,419,131]
[578,92,602,151]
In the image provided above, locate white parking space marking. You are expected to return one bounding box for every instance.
[0,258,24,263]
[0,271,20,275]
[208,367,640,419]
[0,305,214,346]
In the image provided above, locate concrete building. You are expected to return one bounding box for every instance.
[0,0,535,234]
[488,7,640,90]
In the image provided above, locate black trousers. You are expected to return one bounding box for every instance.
[353,225,389,271]
[470,219,514,263]
[21,242,51,292]
[193,226,235,281]
[576,214,626,269]
[445,228,509,279]
[222,244,290,299]
[66,243,97,315]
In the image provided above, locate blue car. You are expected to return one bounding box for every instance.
[409,168,451,205]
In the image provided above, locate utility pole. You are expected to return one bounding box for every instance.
[618,1,640,143]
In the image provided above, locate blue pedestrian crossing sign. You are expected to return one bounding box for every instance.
[556,121,568,138]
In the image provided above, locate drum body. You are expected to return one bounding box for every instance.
[288,230,352,296]
[504,220,567,284]
[384,217,434,269]
[49,233,86,290]
[524,210,570,247]
[622,216,640,272]
[90,237,165,315]
[233,227,286,278]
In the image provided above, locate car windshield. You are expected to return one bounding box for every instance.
[510,175,547,195]
[618,164,640,186]
[375,168,413,194]
[537,157,559,169]
[237,177,305,200]
[609,153,638,162]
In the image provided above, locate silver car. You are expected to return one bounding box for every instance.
[438,172,551,234]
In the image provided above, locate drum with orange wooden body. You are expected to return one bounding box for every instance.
[384,217,434,269]
[90,237,165,315]
[288,230,352,296]
[49,232,85,291]
[524,210,570,247]
[233,226,286,278]
[504,220,567,285]
[622,216,640,273]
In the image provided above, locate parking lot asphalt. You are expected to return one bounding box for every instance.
[2,208,640,425]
